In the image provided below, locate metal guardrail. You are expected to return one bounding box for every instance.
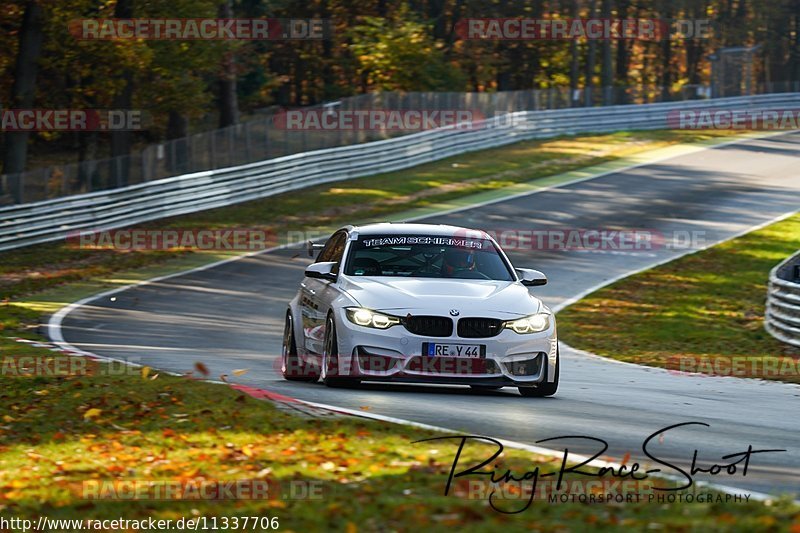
[765,250,800,348]
[1,83,742,205]
[1,92,799,253]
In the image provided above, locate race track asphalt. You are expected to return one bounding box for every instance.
[57,132,800,497]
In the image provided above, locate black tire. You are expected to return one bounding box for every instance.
[281,311,318,382]
[322,314,360,388]
[519,349,559,398]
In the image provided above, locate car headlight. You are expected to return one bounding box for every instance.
[504,313,551,334]
[345,308,401,329]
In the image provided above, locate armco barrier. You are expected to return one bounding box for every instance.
[1,92,799,252]
[766,250,800,348]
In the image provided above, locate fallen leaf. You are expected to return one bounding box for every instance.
[194,363,209,376]
[233,369,249,376]
[83,409,102,420]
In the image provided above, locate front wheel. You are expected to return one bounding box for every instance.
[322,314,360,388]
[281,311,317,382]
[519,349,559,398]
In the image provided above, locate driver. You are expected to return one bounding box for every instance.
[442,248,476,277]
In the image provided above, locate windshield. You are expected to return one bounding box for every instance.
[343,235,514,281]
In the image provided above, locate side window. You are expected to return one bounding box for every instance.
[316,231,347,273]
[327,233,348,274]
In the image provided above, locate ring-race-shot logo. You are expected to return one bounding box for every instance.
[69,18,331,40]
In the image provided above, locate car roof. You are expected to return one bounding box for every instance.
[347,222,489,238]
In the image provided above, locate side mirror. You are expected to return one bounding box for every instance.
[516,268,547,287]
[305,261,338,282]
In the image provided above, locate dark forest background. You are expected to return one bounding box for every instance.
[1,0,798,176]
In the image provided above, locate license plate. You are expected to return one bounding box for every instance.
[422,343,485,358]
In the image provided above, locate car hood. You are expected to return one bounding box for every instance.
[339,276,543,318]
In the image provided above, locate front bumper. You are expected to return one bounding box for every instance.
[333,308,558,387]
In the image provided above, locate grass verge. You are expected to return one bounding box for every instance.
[1,350,798,531]
[558,213,800,382]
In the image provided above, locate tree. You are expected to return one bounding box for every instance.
[601,0,614,104]
[108,0,135,186]
[570,0,581,106]
[2,0,43,202]
[660,0,673,100]
[584,0,598,105]
[615,0,631,103]
[217,0,239,128]
[350,10,465,92]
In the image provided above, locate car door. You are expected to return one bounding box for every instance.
[301,230,348,354]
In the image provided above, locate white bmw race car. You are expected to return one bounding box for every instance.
[281,223,559,397]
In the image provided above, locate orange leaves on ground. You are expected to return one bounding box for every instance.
[105,464,127,474]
